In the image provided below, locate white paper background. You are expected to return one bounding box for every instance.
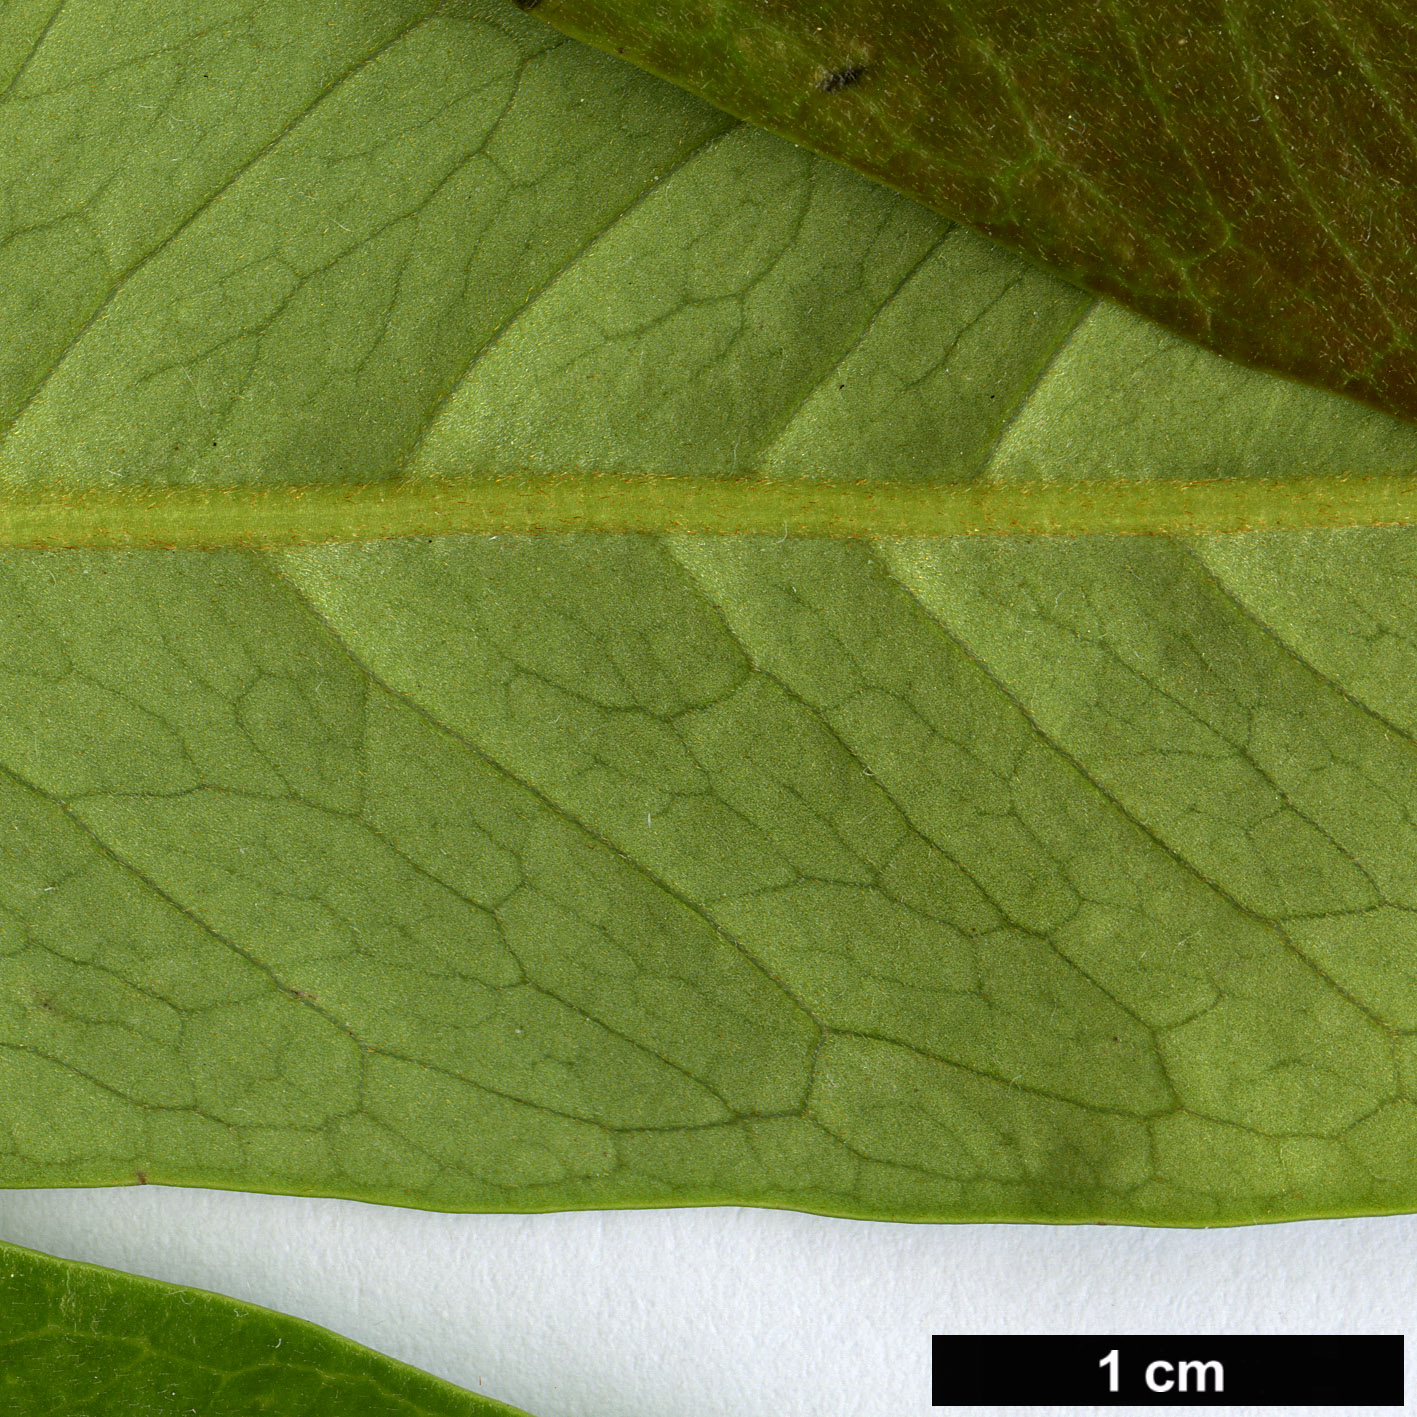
[0,1186,1409,1415]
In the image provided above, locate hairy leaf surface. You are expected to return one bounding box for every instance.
[0,1240,527,1414]
[532,0,1417,424]
[1,0,1417,1226]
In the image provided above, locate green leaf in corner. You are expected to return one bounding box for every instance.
[1,0,1417,1228]
[0,1239,528,1415]
[530,0,1417,425]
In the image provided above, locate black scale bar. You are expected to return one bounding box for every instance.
[932,1335,1404,1406]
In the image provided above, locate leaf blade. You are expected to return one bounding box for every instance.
[2,529,1416,1224]
[0,1239,529,1415]
[2,0,1416,526]
[2,0,1417,1228]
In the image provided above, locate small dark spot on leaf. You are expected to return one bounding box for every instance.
[817,65,867,94]
[135,1171,148,1184]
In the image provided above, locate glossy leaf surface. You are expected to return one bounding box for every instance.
[2,0,1417,1226]
[0,1240,526,1414]
[531,0,1417,424]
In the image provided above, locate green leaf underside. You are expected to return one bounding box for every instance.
[13,531,1417,1225]
[532,0,1417,426]
[4,0,1417,533]
[5,0,1417,1228]
[0,1240,526,1416]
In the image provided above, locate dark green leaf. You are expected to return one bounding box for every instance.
[0,1239,528,1414]
[530,0,1417,424]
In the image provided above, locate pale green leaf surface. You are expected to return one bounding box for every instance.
[1,0,1416,502]
[0,1239,527,1414]
[7,530,1417,1223]
[1,0,1417,1226]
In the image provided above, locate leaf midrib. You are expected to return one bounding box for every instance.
[6,471,1417,546]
